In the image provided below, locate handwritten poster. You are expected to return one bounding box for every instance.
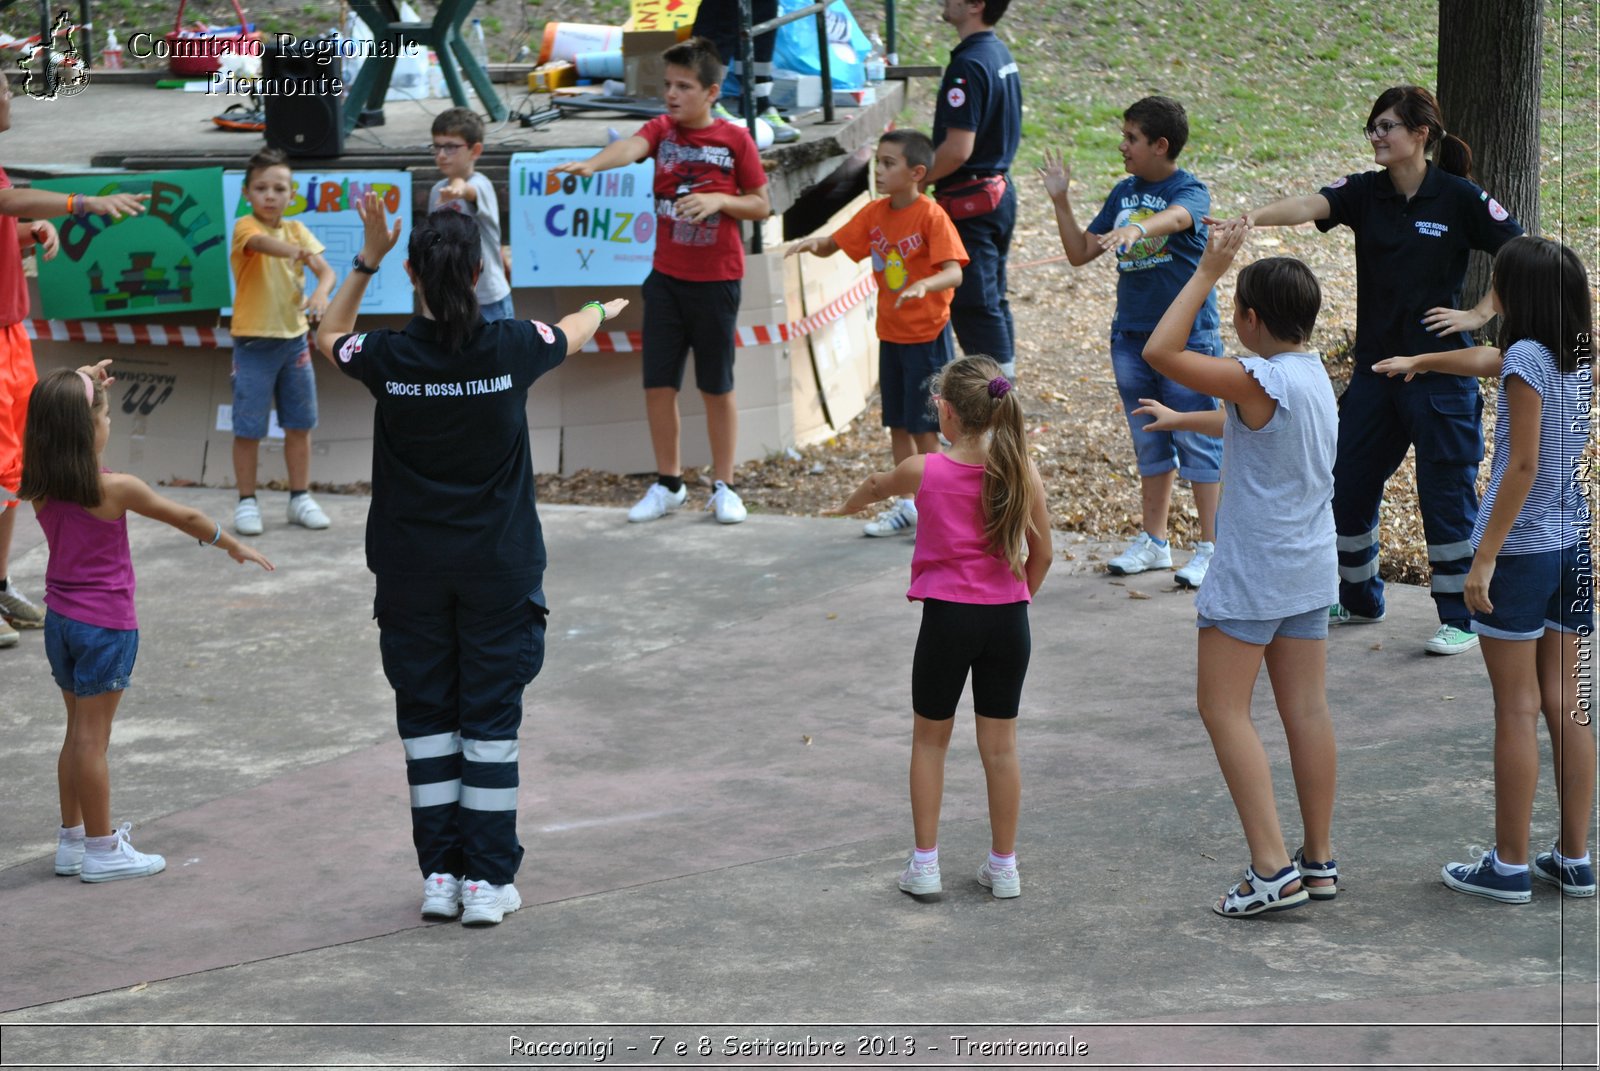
[631,0,701,32]
[35,169,230,319]
[222,170,414,315]
[510,150,656,288]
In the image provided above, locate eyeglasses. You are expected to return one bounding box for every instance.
[1363,119,1408,140]
[431,142,468,157]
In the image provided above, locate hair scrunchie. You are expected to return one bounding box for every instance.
[987,376,1011,400]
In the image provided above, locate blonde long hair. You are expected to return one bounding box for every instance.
[935,355,1036,578]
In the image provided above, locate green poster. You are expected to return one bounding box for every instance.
[34,169,229,319]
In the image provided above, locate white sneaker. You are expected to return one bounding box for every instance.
[708,481,747,524]
[0,616,17,649]
[1425,623,1480,656]
[897,857,942,896]
[864,498,917,537]
[55,830,84,876]
[976,859,1021,898]
[460,879,522,926]
[421,872,462,919]
[234,497,263,536]
[1174,540,1215,589]
[80,822,166,883]
[628,482,688,523]
[1106,532,1172,575]
[287,494,330,529]
[0,580,44,628]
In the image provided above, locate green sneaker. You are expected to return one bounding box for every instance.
[1329,602,1384,626]
[759,106,800,143]
[1425,623,1479,656]
[711,103,735,121]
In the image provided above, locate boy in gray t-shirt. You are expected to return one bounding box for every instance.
[428,108,513,321]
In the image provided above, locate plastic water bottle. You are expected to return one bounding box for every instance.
[101,27,123,69]
[864,32,886,82]
[469,18,489,67]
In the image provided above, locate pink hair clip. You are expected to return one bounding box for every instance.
[76,370,95,405]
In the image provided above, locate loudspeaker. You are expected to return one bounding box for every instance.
[262,39,344,157]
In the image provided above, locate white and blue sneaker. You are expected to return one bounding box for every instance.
[864,498,916,537]
[1107,532,1171,576]
[1532,847,1597,897]
[1442,849,1532,903]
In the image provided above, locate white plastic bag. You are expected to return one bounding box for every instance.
[344,3,438,102]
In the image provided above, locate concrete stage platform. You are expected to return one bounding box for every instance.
[0,489,1594,1067]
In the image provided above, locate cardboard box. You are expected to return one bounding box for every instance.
[529,62,577,92]
[623,30,677,97]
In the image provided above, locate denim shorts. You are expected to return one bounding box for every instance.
[1197,605,1330,646]
[880,325,953,434]
[232,334,317,439]
[1110,329,1224,482]
[44,611,139,697]
[1472,542,1596,641]
[479,294,515,323]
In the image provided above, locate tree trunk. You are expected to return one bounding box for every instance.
[1437,0,1543,321]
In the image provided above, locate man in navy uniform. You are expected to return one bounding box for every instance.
[929,0,1021,377]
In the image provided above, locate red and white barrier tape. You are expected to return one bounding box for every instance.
[26,319,232,347]
[25,275,879,354]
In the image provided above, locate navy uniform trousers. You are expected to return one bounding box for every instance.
[949,177,1017,371]
[375,574,547,886]
[1334,371,1482,626]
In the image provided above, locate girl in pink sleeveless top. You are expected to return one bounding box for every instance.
[20,366,273,883]
[830,355,1053,899]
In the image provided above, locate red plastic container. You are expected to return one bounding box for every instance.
[165,0,260,76]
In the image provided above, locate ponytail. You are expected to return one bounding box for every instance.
[933,355,1039,580]
[1434,132,1473,179]
[408,209,483,354]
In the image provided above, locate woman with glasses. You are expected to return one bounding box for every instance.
[1225,85,1523,657]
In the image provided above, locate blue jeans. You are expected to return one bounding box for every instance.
[1110,329,1224,482]
[480,294,515,323]
[231,334,317,439]
[45,611,139,696]
[949,178,1017,368]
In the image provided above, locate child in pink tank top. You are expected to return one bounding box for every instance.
[830,355,1052,899]
[20,364,273,883]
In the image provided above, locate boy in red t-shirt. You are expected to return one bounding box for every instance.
[553,37,771,525]
[789,130,968,537]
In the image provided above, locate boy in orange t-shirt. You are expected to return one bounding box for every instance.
[789,129,968,537]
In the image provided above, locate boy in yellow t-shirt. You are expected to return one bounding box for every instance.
[788,129,968,537]
[228,148,337,536]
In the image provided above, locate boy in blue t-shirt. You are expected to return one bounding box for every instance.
[1039,95,1223,588]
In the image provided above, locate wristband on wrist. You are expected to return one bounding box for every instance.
[582,300,607,323]
[199,521,223,547]
[1130,220,1147,237]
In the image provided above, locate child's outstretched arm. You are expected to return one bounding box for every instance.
[1143,220,1276,427]
[556,298,631,356]
[301,253,337,324]
[1372,346,1502,381]
[895,260,963,308]
[1036,148,1102,266]
[1023,460,1052,597]
[785,234,839,258]
[0,188,147,221]
[550,137,652,178]
[1132,397,1226,438]
[104,474,274,570]
[1463,377,1541,615]
[315,191,402,360]
[244,232,314,263]
[824,454,928,516]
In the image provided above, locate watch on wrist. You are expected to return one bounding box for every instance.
[351,254,378,275]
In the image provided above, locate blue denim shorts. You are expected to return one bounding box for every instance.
[1197,605,1330,646]
[44,611,139,697]
[1110,329,1224,482]
[1472,542,1596,641]
[479,294,515,323]
[231,334,317,439]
